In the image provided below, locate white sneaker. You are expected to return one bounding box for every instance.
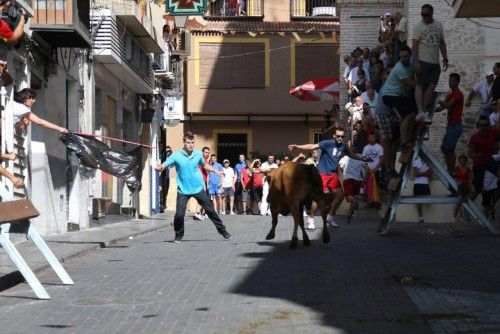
[202,214,208,220]
[416,112,433,124]
[326,215,339,228]
[230,211,236,215]
[306,217,316,230]
[220,211,225,215]
[303,210,308,217]
[193,213,204,221]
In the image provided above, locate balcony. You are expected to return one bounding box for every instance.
[30,0,91,47]
[93,0,162,53]
[205,0,263,18]
[291,0,336,19]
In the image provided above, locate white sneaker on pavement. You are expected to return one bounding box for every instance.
[194,213,204,221]
[230,211,236,215]
[416,112,433,124]
[326,215,339,228]
[306,217,315,230]
[220,211,225,215]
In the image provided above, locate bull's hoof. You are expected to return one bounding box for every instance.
[265,232,275,240]
[322,230,331,243]
[289,238,298,249]
[303,238,311,247]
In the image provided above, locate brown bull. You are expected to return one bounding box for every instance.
[265,162,331,248]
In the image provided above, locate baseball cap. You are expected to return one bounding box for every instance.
[486,71,494,77]
[223,159,229,164]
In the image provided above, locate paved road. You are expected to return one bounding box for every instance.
[1,211,499,334]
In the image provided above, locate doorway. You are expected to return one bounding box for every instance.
[216,133,248,165]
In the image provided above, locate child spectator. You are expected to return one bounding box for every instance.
[413,157,432,223]
[221,159,236,215]
[362,134,384,206]
[339,155,367,223]
[207,154,224,214]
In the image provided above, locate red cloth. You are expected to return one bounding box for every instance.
[320,173,341,191]
[446,88,464,125]
[241,167,251,189]
[343,178,361,198]
[0,19,13,40]
[251,172,264,189]
[455,166,471,186]
[468,127,500,167]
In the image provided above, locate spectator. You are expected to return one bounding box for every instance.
[489,63,500,113]
[361,103,376,137]
[351,120,367,155]
[283,155,290,163]
[349,57,371,89]
[433,73,464,175]
[249,159,264,214]
[11,89,68,134]
[339,155,367,223]
[490,104,499,127]
[342,55,356,86]
[379,43,393,69]
[353,47,363,59]
[304,150,319,166]
[221,159,236,215]
[240,160,251,214]
[194,146,211,220]
[468,116,500,202]
[380,46,417,169]
[362,133,383,206]
[362,48,371,68]
[392,12,407,62]
[207,154,224,214]
[481,139,500,219]
[379,12,393,44]
[353,68,368,99]
[237,0,245,16]
[0,59,13,86]
[413,3,448,124]
[0,0,26,45]
[369,54,384,92]
[453,154,472,220]
[413,157,432,223]
[234,153,247,214]
[159,144,172,213]
[361,81,379,114]
[259,154,278,215]
[275,158,282,166]
[292,152,306,164]
[465,71,494,117]
[347,96,364,128]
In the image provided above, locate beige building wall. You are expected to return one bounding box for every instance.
[264,0,291,22]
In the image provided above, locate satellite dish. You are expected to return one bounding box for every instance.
[165,119,180,127]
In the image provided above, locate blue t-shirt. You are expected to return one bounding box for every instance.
[208,162,224,186]
[316,140,349,174]
[235,162,246,181]
[162,149,205,195]
[382,61,414,97]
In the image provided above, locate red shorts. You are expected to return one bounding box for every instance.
[320,173,341,192]
[343,179,362,198]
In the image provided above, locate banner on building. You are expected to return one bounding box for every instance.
[166,0,207,15]
[60,133,143,192]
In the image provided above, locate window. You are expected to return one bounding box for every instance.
[294,43,339,85]
[313,131,322,144]
[199,43,265,88]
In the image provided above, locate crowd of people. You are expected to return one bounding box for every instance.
[338,4,500,221]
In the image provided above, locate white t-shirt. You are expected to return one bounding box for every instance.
[395,16,407,42]
[6,100,31,125]
[352,110,363,124]
[339,156,366,181]
[221,167,235,188]
[361,91,379,113]
[412,20,444,64]
[489,112,498,126]
[413,158,429,184]
[260,161,278,173]
[473,80,493,104]
[348,66,370,83]
[362,143,384,171]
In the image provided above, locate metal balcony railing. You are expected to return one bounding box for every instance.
[291,0,336,18]
[206,0,263,18]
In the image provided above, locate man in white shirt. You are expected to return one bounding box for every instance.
[348,57,371,85]
[465,71,495,117]
[221,159,237,215]
[339,155,367,223]
[259,154,279,215]
[412,157,432,223]
[362,134,384,205]
[360,81,379,114]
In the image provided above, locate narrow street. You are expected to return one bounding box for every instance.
[0,211,498,333]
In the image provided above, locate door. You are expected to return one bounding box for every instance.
[216,133,247,166]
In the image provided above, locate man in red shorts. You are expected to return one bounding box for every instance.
[289,127,370,227]
[339,155,367,223]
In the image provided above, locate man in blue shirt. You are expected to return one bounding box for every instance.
[234,154,246,214]
[207,154,224,214]
[289,127,369,229]
[156,132,231,242]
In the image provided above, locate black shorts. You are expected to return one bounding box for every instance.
[482,189,497,206]
[413,184,430,196]
[472,166,486,192]
[382,95,417,119]
[416,61,441,86]
[250,188,263,202]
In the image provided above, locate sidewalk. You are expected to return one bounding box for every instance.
[0,212,174,291]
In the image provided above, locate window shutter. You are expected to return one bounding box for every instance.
[295,44,339,85]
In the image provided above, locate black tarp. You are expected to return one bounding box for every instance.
[60,133,143,192]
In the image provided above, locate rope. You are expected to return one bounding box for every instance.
[71,132,154,149]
